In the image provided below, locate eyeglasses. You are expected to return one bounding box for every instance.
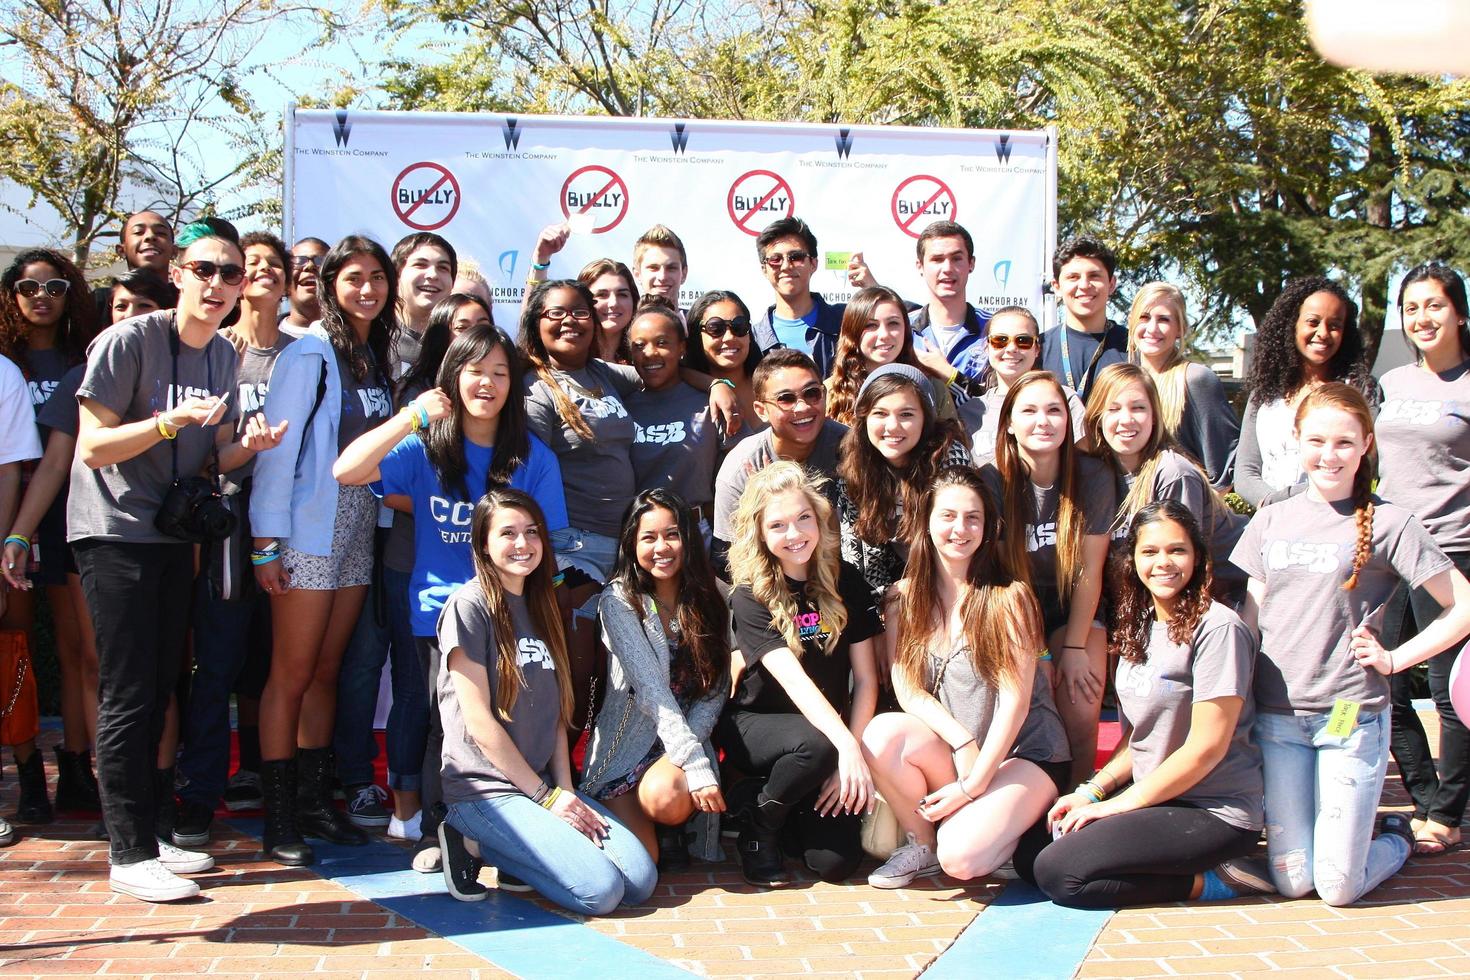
[179,260,246,285]
[988,333,1037,351]
[541,307,594,322]
[763,250,811,270]
[701,316,751,338]
[14,278,70,299]
[290,255,324,270]
[763,382,825,410]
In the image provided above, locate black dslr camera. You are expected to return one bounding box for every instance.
[155,476,237,543]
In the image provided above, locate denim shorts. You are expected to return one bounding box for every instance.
[550,525,619,585]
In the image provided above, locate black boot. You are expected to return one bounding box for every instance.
[296,747,368,845]
[737,792,792,888]
[14,748,53,824]
[657,824,690,873]
[53,747,102,812]
[261,758,313,866]
[153,766,177,842]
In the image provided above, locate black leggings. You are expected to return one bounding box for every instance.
[716,708,863,882]
[1022,804,1259,909]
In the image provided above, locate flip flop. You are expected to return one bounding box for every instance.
[1414,826,1463,855]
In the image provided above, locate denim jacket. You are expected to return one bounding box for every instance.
[249,326,342,555]
[752,292,846,377]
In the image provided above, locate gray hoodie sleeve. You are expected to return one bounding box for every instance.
[1177,363,1240,488]
[1232,396,1272,508]
[598,589,720,791]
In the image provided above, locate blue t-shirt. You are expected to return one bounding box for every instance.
[377,432,569,636]
[771,306,819,354]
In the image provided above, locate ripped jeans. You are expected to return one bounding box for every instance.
[1256,708,1409,906]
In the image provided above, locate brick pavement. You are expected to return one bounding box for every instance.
[2,712,1467,979]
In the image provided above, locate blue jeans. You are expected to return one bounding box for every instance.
[447,792,657,916]
[550,526,619,585]
[179,580,271,808]
[383,566,429,792]
[1256,708,1410,906]
[334,576,389,787]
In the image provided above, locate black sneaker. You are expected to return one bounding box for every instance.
[437,821,487,902]
[222,770,264,812]
[657,825,690,873]
[171,800,214,847]
[345,783,390,830]
[496,871,533,892]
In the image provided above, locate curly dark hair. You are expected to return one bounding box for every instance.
[1108,500,1214,665]
[1246,276,1372,404]
[0,248,99,368]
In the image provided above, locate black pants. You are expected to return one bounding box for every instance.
[716,708,863,882]
[75,539,194,865]
[1022,803,1259,909]
[416,636,445,835]
[1388,550,1470,826]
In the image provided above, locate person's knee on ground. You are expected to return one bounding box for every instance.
[935,835,1013,882]
[561,857,627,916]
[640,769,694,827]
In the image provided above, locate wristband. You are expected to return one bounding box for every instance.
[531,261,551,271]
[709,377,736,392]
[540,785,562,810]
[552,571,566,588]
[530,780,550,804]
[947,368,959,387]
[1037,649,1053,662]
[250,550,282,566]
[156,412,178,440]
[4,534,30,553]
[1076,781,1105,804]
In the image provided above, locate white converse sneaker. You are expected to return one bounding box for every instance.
[156,839,215,874]
[387,811,422,841]
[110,858,201,902]
[867,832,942,889]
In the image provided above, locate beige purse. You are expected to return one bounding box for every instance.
[860,792,904,859]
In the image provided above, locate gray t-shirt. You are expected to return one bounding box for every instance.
[335,349,393,454]
[626,381,718,509]
[67,312,238,544]
[524,359,641,537]
[1231,493,1451,714]
[1116,450,1244,565]
[390,324,423,382]
[712,418,848,542]
[1115,602,1263,831]
[436,584,561,803]
[225,334,295,489]
[925,645,1069,765]
[959,385,1086,464]
[1175,362,1240,488]
[980,454,1115,627]
[1376,361,1470,553]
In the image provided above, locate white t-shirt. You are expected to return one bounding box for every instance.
[0,355,42,464]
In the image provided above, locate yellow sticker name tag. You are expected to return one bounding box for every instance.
[1326,698,1361,738]
[825,251,854,271]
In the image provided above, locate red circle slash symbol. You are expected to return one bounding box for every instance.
[890,175,957,238]
[560,165,630,234]
[391,162,461,231]
[727,170,795,236]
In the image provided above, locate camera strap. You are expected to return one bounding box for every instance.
[166,313,223,485]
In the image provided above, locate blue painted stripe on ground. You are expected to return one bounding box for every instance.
[924,881,1111,980]
[227,819,693,979]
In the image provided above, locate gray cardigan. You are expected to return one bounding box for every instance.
[581,585,726,798]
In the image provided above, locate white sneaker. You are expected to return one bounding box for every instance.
[387,811,422,841]
[867,833,941,889]
[1215,856,1275,895]
[156,839,215,874]
[110,858,201,902]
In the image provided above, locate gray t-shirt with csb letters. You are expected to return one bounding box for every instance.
[436,584,562,803]
[66,311,238,544]
[1115,602,1263,831]
[524,359,641,537]
[1375,360,1470,553]
[626,381,719,509]
[1231,492,1451,714]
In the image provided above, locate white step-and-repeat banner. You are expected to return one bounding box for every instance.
[286,108,1057,329]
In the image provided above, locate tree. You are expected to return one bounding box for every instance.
[0,0,325,268]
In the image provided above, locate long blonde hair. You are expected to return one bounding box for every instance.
[1127,282,1190,437]
[728,461,847,655]
[1084,364,1228,534]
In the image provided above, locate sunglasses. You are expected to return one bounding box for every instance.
[764,382,825,409]
[763,250,811,270]
[290,254,324,270]
[14,278,70,299]
[988,333,1037,351]
[542,307,594,322]
[701,316,751,338]
[179,260,246,285]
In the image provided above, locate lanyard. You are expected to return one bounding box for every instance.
[1059,321,1110,393]
[166,313,220,480]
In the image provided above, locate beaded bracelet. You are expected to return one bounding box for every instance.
[4,534,30,553]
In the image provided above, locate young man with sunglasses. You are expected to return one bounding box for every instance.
[907,221,991,383]
[749,218,849,378]
[1038,235,1128,401]
[710,348,847,578]
[280,238,330,337]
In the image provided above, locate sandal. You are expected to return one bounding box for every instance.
[1413,821,1462,856]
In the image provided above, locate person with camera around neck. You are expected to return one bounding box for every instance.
[66,218,286,903]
